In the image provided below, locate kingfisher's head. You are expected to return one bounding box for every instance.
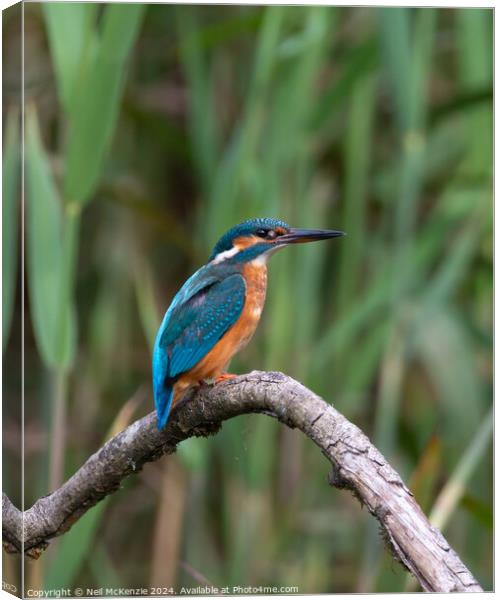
[209,218,345,264]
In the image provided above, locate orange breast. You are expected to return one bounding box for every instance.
[173,263,267,401]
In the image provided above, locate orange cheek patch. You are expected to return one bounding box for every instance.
[275,227,287,235]
[233,235,261,250]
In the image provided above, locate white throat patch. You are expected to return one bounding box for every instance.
[250,253,269,267]
[252,244,281,266]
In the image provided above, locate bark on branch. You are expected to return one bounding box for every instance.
[2,371,482,592]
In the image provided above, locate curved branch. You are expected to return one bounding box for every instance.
[2,371,482,592]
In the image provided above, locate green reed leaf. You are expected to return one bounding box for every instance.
[64,4,145,204]
[25,107,75,369]
[42,2,98,114]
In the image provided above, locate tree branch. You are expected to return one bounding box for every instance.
[2,371,483,592]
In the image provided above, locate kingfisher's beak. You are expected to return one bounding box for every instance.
[276,228,345,245]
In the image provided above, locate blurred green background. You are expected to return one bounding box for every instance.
[2,2,492,594]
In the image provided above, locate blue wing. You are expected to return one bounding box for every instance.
[153,269,246,430]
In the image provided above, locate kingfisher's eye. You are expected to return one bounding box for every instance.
[256,228,278,239]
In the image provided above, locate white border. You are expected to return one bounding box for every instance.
[0,1,495,600]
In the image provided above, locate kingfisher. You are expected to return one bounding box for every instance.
[153,217,344,430]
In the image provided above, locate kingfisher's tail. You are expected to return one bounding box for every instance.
[155,383,174,431]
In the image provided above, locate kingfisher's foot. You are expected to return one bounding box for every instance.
[200,374,237,387]
[215,373,237,383]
